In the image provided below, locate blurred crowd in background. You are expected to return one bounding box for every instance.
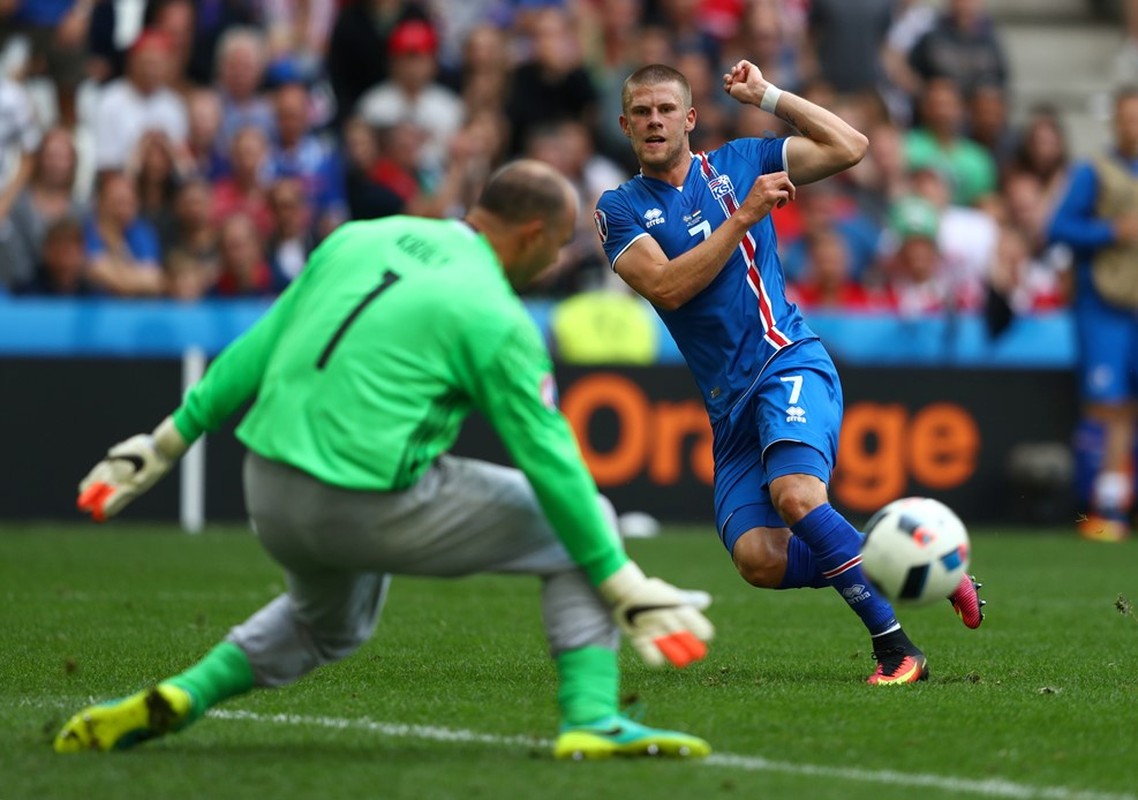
[0,0,1128,322]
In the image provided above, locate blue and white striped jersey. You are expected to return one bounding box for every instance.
[595,138,818,422]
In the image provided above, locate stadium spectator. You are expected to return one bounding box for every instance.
[89,0,245,88]
[129,130,187,246]
[269,81,345,238]
[722,0,805,98]
[325,0,427,127]
[905,77,997,207]
[880,194,958,315]
[0,73,39,230]
[1115,0,1138,85]
[423,108,507,218]
[1048,86,1138,543]
[261,0,336,81]
[6,0,89,128]
[356,19,464,184]
[428,0,513,81]
[92,29,188,173]
[908,0,1009,98]
[582,0,644,170]
[364,115,492,220]
[15,215,90,296]
[454,23,512,120]
[1001,176,1069,320]
[182,0,257,86]
[148,0,198,96]
[985,222,1067,325]
[804,0,894,96]
[647,0,720,66]
[0,128,83,291]
[86,0,135,84]
[967,81,1017,172]
[215,26,275,150]
[788,228,882,311]
[83,171,165,297]
[341,116,406,221]
[369,120,427,208]
[596,62,983,687]
[265,176,314,291]
[212,125,273,238]
[185,87,227,180]
[632,24,677,75]
[56,161,714,760]
[905,163,997,312]
[780,181,881,284]
[1000,169,1071,282]
[846,119,910,226]
[504,7,599,156]
[1014,105,1072,211]
[213,212,272,296]
[880,0,937,124]
[555,119,627,214]
[522,120,625,295]
[164,177,220,300]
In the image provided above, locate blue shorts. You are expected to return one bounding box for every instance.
[1074,290,1138,404]
[712,339,843,553]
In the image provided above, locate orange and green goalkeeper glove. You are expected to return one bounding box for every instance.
[598,562,715,669]
[77,417,189,522]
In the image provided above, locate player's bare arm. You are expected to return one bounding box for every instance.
[1113,210,1138,243]
[723,59,868,185]
[614,171,795,311]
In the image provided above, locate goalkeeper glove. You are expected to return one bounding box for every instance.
[598,562,715,668]
[77,416,189,522]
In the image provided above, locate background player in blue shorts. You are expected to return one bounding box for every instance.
[595,62,983,684]
[1048,86,1138,543]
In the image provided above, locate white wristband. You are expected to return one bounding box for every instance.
[760,84,783,114]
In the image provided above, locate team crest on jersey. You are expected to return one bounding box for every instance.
[643,208,665,228]
[540,373,559,410]
[593,209,608,243]
[707,175,734,199]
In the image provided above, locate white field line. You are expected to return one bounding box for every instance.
[208,709,1136,800]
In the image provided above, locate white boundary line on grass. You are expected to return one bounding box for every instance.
[208,709,1136,800]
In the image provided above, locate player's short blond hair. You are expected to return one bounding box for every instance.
[621,65,692,114]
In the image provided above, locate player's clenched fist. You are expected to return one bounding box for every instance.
[722,59,767,106]
[739,170,796,223]
[598,562,715,668]
[77,417,188,522]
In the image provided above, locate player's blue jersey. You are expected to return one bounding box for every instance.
[595,138,818,422]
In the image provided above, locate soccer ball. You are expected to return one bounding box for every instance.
[860,497,970,605]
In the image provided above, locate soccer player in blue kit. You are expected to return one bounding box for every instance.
[595,62,984,684]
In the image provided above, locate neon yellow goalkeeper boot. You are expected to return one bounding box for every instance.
[553,715,711,760]
[53,684,193,753]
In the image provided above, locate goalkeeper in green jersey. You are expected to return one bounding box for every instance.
[54,160,714,760]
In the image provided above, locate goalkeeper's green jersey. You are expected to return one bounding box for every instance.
[171,216,626,585]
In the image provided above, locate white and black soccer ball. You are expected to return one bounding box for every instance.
[860,496,971,605]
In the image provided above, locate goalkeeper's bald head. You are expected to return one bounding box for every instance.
[467,159,579,288]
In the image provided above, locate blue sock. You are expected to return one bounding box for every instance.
[778,529,867,590]
[790,504,897,635]
[778,535,829,589]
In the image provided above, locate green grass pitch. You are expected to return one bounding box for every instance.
[1,524,1135,800]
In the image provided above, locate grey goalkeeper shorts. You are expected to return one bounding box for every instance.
[228,452,619,686]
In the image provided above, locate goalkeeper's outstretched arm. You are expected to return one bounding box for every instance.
[467,324,715,669]
[77,273,307,522]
